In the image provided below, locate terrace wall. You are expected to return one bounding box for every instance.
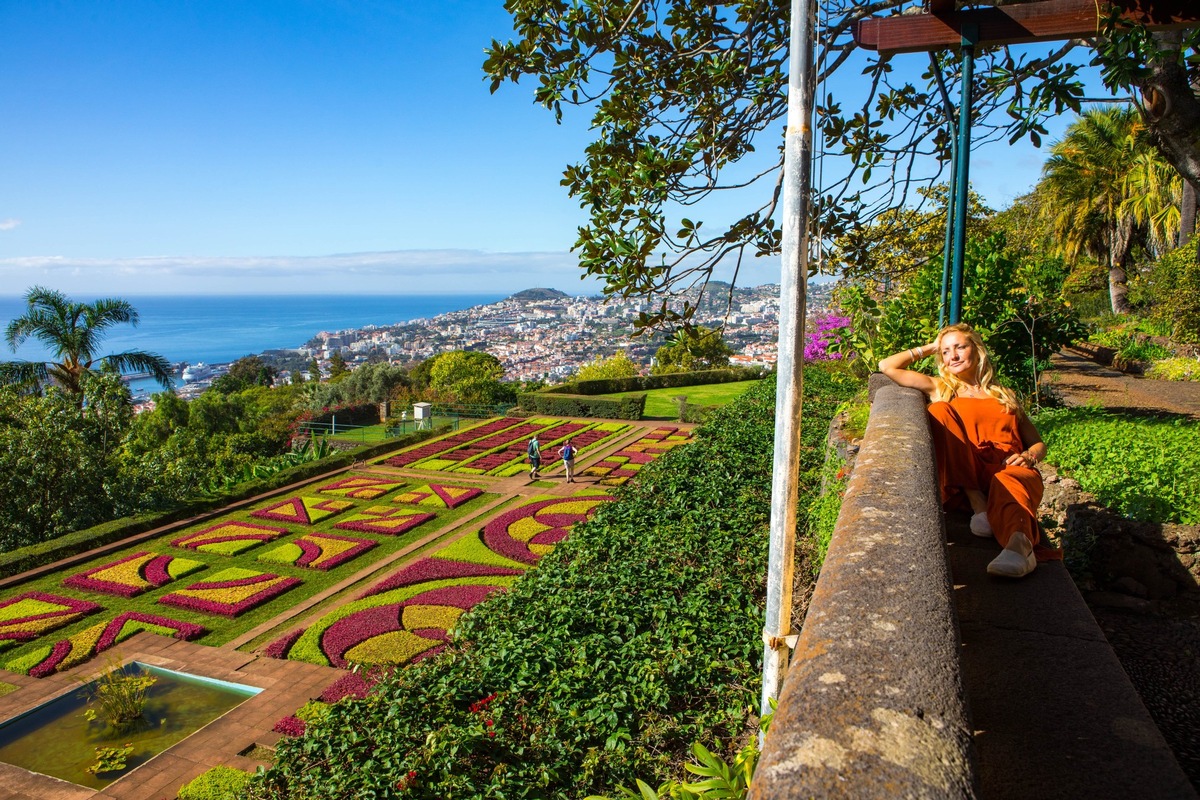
[750,377,1195,799]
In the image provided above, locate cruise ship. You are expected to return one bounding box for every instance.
[181,362,215,382]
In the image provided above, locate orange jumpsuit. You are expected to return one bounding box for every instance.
[927,397,1044,552]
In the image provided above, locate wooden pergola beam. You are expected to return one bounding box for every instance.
[855,0,1200,55]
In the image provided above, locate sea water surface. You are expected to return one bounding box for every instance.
[0,293,505,366]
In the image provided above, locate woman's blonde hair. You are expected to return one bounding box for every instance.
[933,323,1018,412]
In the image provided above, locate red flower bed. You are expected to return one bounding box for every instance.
[158,570,301,618]
[380,418,525,467]
[481,495,612,565]
[360,558,523,600]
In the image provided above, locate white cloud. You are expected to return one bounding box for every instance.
[0,219,21,231]
[0,249,600,296]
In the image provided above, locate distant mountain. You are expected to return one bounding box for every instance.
[509,288,570,302]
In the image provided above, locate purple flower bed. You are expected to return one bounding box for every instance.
[318,671,381,703]
[427,422,544,466]
[173,521,289,551]
[26,612,206,678]
[250,496,353,525]
[158,571,302,618]
[360,558,523,600]
[381,418,525,467]
[481,496,611,565]
[333,507,435,536]
[265,628,305,660]
[274,715,307,737]
[63,552,201,598]
[321,584,501,668]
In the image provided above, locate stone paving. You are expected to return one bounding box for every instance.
[0,418,686,800]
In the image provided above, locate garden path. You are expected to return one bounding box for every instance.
[1044,347,1200,419]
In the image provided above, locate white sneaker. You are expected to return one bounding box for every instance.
[970,512,993,538]
[987,547,1036,578]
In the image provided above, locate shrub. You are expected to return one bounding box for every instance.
[177,765,252,800]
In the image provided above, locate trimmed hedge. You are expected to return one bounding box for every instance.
[0,430,436,581]
[517,392,647,420]
[544,367,766,396]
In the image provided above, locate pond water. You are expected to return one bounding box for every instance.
[0,662,260,789]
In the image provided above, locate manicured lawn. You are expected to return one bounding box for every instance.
[599,379,761,419]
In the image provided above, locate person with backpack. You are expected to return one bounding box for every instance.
[527,435,541,479]
[560,438,576,483]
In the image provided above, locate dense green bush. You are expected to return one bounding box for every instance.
[177,766,252,800]
[518,391,647,419]
[1034,407,1200,524]
[547,367,765,397]
[1132,246,1200,343]
[253,366,860,799]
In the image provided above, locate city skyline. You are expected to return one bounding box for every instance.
[2,2,1092,297]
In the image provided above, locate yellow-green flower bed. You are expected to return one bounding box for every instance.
[0,478,495,678]
[266,490,613,670]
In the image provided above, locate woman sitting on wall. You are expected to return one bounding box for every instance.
[879,323,1047,578]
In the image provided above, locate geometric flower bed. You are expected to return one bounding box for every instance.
[5,612,207,678]
[250,496,355,525]
[158,568,302,618]
[584,426,694,485]
[63,551,207,598]
[513,421,628,477]
[378,417,527,468]
[411,421,547,472]
[266,491,612,670]
[317,475,406,500]
[173,521,291,556]
[333,506,437,536]
[0,592,102,651]
[392,484,484,509]
[448,420,591,475]
[257,532,378,571]
[480,494,613,565]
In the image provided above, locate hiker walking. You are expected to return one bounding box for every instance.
[560,438,576,483]
[527,435,541,479]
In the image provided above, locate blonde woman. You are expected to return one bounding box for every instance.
[879,323,1047,578]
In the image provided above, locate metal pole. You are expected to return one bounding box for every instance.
[949,25,977,325]
[930,53,957,330]
[761,0,816,721]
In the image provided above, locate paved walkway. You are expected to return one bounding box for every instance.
[1044,347,1200,419]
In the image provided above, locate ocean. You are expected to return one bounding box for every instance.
[0,293,506,395]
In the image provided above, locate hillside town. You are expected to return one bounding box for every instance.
[289,281,836,385]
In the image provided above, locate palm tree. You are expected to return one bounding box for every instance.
[1037,107,1179,314]
[2,286,173,397]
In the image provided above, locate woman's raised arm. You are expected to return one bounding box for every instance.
[878,342,940,397]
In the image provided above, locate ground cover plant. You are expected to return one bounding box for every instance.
[599,380,760,419]
[1034,407,1200,524]
[253,366,860,799]
[0,475,495,677]
[583,426,694,485]
[264,491,611,671]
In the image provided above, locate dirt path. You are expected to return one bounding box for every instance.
[1043,347,1200,419]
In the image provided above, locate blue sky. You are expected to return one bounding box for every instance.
[0,1,1085,296]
